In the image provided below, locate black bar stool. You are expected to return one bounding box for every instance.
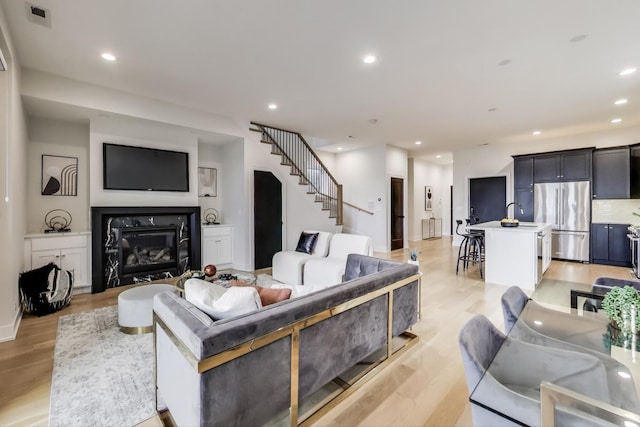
[455,219,484,278]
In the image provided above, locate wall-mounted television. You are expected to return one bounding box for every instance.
[103,143,190,192]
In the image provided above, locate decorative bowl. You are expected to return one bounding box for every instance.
[500,220,519,228]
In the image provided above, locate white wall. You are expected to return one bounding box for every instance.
[335,145,388,252]
[0,5,28,342]
[27,118,89,233]
[408,158,453,241]
[21,69,244,139]
[89,116,198,207]
[198,141,226,222]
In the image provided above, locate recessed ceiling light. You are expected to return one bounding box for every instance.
[363,55,376,64]
[497,59,511,66]
[534,320,543,326]
[415,141,422,145]
[532,131,541,135]
[618,371,632,379]
[615,99,628,105]
[101,52,116,61]
[612,118,623,124]
[268,103,277,110]
[620,68,637,76]
[347,135,355,139]
[488,108,497,112]
[337,147,343,151]
[368,118,378,124]
[436,155,441,158]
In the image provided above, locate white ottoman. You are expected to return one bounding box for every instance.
[118,284,176,334]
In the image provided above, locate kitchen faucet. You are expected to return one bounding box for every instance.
[505,202,524,218]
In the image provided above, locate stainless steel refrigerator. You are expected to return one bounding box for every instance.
[533,181,590,262]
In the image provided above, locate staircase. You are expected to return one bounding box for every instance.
[250,122,343,225]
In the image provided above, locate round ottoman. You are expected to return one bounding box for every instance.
[118,284,175,334]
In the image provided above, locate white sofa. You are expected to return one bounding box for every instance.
[271,230,332,285]
[303,233,373,286]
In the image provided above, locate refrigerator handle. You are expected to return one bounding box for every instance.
[553,188,560,226]
[560,187,564,226]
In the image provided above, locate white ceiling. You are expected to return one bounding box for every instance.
[3,0,640,164]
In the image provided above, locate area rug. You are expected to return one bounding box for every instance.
[49,305,159,427]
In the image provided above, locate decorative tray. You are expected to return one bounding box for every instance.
[500,221,519,227]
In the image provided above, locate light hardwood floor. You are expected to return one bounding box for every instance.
[0,237,633,426]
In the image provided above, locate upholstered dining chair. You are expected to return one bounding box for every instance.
[501,286,608,353]
[459,314,614,427]
[500,286,640,412]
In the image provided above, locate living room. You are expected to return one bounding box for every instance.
[2,1,640,426]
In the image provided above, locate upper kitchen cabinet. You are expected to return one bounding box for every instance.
[592,147,630,199]
[533,149,592,182]
[513,155,534,222]
[513,156,534,189]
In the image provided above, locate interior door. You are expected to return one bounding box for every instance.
[391,177,404,250]
[469,176,506,223]
[254,171,282,269]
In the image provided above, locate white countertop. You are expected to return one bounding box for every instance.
[25,231,91,238]
[468,221,552,232]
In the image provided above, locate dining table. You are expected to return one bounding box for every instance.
[469,301,640,426]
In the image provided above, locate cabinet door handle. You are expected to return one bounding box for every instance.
[55,255,60,258]
[61,254,66,258]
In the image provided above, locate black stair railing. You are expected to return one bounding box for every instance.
[250,122,343,225]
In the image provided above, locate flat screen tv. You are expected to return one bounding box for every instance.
[103,143,190,192]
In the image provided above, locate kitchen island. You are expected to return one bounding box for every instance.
[468,221,552,290]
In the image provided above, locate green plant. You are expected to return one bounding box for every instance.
[601,286,640,332]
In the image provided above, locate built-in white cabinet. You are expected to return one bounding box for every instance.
[24,232,91,294]
[202,225,233,268]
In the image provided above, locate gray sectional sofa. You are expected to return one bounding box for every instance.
[152,254,420,427]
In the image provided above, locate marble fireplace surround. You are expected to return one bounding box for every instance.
[91,206,201,293]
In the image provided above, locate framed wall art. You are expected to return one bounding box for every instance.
[41,155,78,196]
[425,186,433,211]
[198,167,217,197]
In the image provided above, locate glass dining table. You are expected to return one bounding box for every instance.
[469,301,640,426]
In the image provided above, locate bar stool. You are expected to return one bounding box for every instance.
[455,219,484,278]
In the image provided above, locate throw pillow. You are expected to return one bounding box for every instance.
[19,263,73,316]
[184,278,262,320]
[230,280,292,306]
[295,232,319,254]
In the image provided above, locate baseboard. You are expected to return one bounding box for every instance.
[73,285,92,295]
[0,306,22,343]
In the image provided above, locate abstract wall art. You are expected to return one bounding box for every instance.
[425,186,433,211]
[41,155,78,196]
[198,167,217,197]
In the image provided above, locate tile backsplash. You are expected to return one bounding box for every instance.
[592,199,640,225]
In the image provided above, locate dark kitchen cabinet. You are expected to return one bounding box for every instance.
[591,223,631,267]
[513,155,534,221]
[514,188,534,222]
[514,156,534,189]
[533,149,592,182]
[592,148,630,199]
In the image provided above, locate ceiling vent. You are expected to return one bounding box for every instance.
[25,2,52,28]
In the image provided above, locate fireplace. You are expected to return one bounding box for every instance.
[120,226,179,277]
[91,206,201,293]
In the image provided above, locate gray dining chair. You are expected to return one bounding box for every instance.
[501,286,608,353]
[459,314,614,426]
[500,286,640,412]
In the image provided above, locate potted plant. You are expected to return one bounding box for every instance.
[601,285,640,333]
